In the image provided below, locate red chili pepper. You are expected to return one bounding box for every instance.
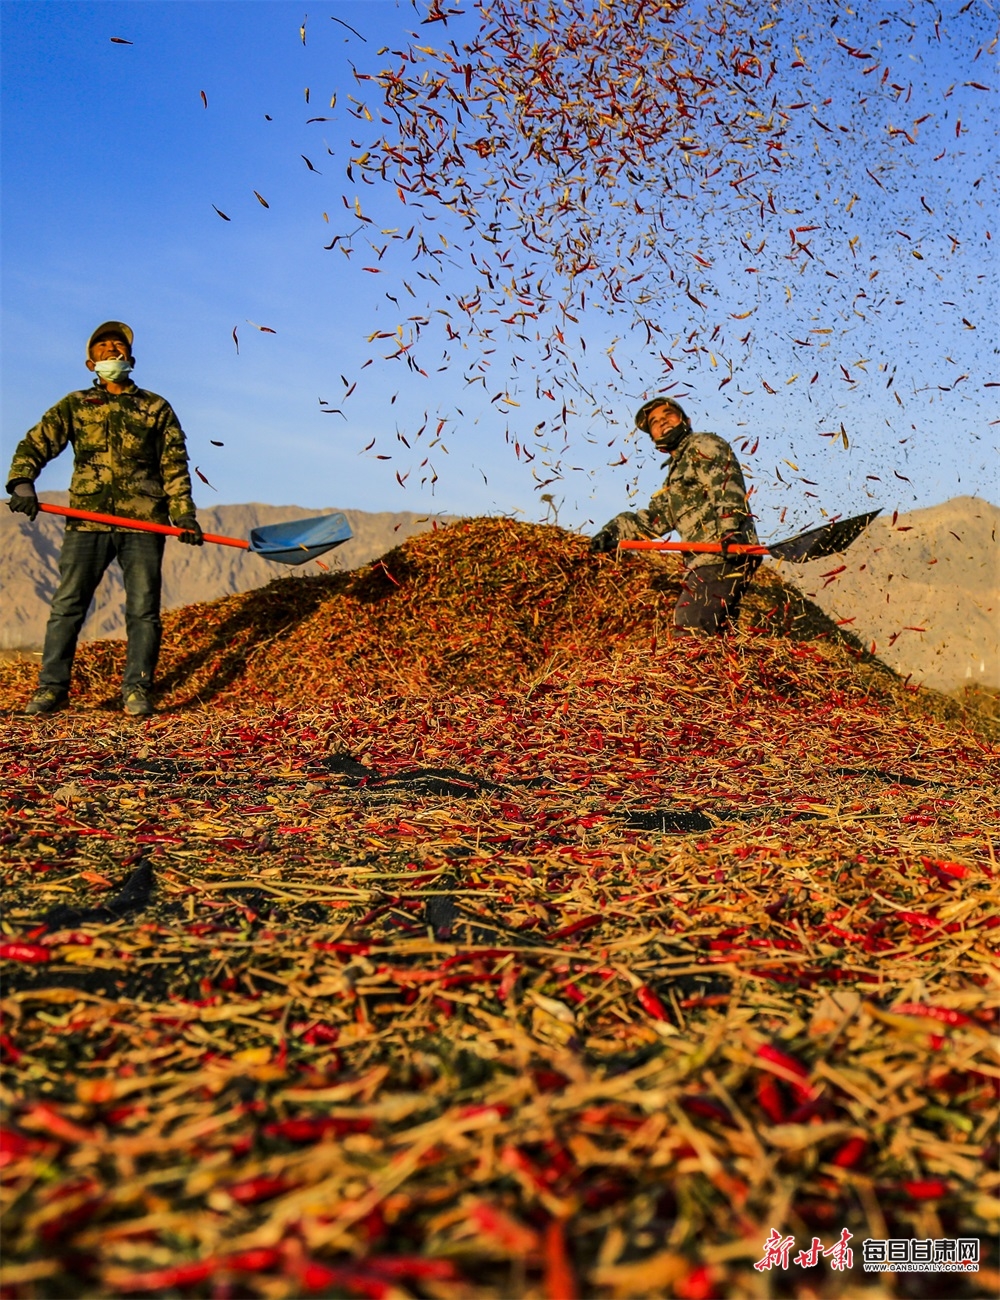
[532,1069,569,1093]
[680,993,730,1009]
[312,940,371,955]
[543,1219,577,1300]
[456,1103,513,1120]
[680,1095,735,1126]
[896,911,939,930]
[226,1174,296,1205]
[440,971,503,990]
[263,1116,372,1143]
[40,1194,104,1243]
[0,1125,50,1164]
[440,949,512,970]
[636,984,670,1021]
[756,1043,815,1100]
[901,1179,949,1200]
[755,1074,787,1123]
[578,1106,645,1133]
[300,1021,340,1046]
[787,1097,827,1124]
[546,913,603,942]
[20,1104,96,1145]
[0,942,51,964]
[110,1261,216,1292]
[467,1200,540,1253]
[365,1258,459,1282]
[224,1248,284,1273]
[297,1260,388,1298]
[0,1033,24,1065]
[501,1144,552,1193]
[831,1137,867,1168]
[893,1003,975,1027]
[675,1263,718,1300]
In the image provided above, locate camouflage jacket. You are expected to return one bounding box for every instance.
[613,431,758,569]
[6,382,197,531]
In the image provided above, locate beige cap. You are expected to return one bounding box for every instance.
[87,321,134,355]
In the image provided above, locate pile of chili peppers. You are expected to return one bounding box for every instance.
[0,519,996,1298]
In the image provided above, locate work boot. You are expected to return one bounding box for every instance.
[124,687,153,717]
[25,688,68,716]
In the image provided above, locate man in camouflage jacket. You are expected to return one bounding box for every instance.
[6,321,204,716]
[591,397,759,633]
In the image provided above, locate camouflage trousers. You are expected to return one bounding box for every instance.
[674,558,760,634]
[39,530,165,695]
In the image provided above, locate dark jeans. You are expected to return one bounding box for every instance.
[39,529,165,696]
[674,558,760,633]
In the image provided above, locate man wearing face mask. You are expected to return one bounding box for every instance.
[6,321,204,716]
[590,397,760,634]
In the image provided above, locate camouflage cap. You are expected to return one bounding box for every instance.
[634,396,688,433]
[87,321,134,356]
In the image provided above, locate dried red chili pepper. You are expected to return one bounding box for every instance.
[20,1104,96,1145]
[543,1219,577,1300]
[467,1200,540,1252]
[756,1043,815,1100]
[0,942,50,963]
[0,1033,24,1065]
[111,1260,216,1292]
[312,940,371,956]
[226,1174,296,1204]
[457,1103,513,1120]
[831,1137,867,1168]
[893,1003,975,1027]
[299,1021,340,1046]
[675,1263,718,1300]
[901,1179,949,1200]
[225,1248,283,1272]
[0,1125,50,1164]
[578,1106,645,1133]
[365,1258,459,1281]
[896,910,939,930]
[546,913,603,942]
[297,1259,388,1297]
[680,1095,735,1126]
[532,1068,569,1093]
[787,1097,828,1124]
[636,984,670,1021]
[755,1074,787,1123]
[263,1116,373,1143]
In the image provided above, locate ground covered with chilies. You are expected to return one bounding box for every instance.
[0,521,997,1299]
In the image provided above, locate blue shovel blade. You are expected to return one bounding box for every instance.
[247,512,353,566]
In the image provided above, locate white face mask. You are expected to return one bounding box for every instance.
[93,357,133,383]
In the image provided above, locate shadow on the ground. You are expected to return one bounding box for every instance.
[94,572,362,710]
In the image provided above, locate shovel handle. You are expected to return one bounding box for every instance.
[35,502,249,549]
[618,540,770,555]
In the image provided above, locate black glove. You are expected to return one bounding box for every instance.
[175,517,204,546]
[8,482,39,520]
[589,523,620,554]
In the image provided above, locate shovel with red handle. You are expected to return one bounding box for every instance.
[31,502,352,566]
[617,509,881,563]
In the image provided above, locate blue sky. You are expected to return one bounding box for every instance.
[2,1,997,535]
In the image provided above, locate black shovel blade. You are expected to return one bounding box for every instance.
[768,509,882,563]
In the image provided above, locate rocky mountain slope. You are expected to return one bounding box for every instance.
[775,496,997,693]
